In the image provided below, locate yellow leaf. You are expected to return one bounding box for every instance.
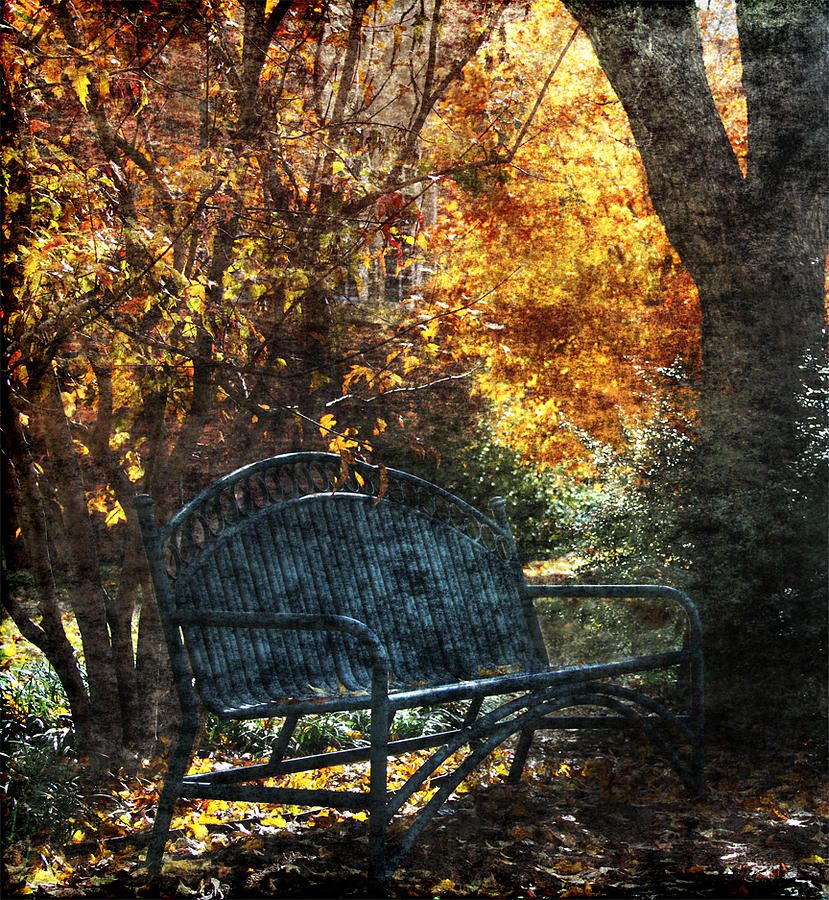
[127,460,145,482]
[800,855,825,864]
[105,502,126,528]
[261,813,287,828]
[31,867,58,885]
[188,822,209,841]
[309,371,330,393]
[318,413,337,436]
[70,67,91,109]
[431,878,455,893]
[5,191,25,212]
[86,492,108,515]
[61,391,76,417]
[554,860,583,874]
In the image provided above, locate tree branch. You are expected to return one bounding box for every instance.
[236,0,294,138]
[325,366,481,407]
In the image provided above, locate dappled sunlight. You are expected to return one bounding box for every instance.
[3,613,827,896]
[3,725,826,896]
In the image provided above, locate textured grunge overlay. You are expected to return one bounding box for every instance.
[2,0,826,896]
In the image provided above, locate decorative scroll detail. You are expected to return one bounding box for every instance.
[161,453,516,581]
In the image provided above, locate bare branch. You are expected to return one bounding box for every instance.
[325,366,481,407]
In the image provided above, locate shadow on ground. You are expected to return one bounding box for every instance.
[4,731,827,898]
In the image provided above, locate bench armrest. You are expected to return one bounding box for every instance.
[170,610,391,696]
[524,583,702,649]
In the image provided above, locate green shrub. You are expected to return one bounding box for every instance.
[292,711,369,756]
[199,716,283,759]
[203,705,467,759]
[436,421,600,562]
[535,596,684,667]
[569,395,696,585]
[1,662,80,847]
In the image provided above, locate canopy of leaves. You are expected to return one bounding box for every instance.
[415,0,751,467]
[4,0,512,473]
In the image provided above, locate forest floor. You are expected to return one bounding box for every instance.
[3,727,826,899]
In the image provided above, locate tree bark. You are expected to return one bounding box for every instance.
[30,375,125,761]
[562,0,828,740]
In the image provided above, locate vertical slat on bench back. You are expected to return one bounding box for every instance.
[159,454,547,713]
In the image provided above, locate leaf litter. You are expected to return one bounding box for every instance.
[3,729,826,898]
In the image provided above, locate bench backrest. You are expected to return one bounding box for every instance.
[141,453,548,713]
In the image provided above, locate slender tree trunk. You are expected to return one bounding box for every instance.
[38,375,127,761]
[3,424,94,750]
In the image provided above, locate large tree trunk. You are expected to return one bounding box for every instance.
[562,0,828,742]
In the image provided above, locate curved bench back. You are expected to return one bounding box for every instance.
[141,453,548,713]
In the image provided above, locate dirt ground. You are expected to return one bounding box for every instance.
[4,729,827,898]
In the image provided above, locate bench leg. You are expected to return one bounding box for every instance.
[368,801,386,891]
[367,697,390,889]
[146,718,198,875]
[462,697,485,751]
[463,697,483,727]
[507,726,536,783]
[265,711,300,771]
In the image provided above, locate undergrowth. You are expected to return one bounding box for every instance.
[1,660,78,848]
[0,630,476,850]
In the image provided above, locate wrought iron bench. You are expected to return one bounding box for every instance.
[134,452,703,886]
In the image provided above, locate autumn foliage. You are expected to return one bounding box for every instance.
[2,0,828,893]
[422,1,728,472]
[2,0,524,763]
